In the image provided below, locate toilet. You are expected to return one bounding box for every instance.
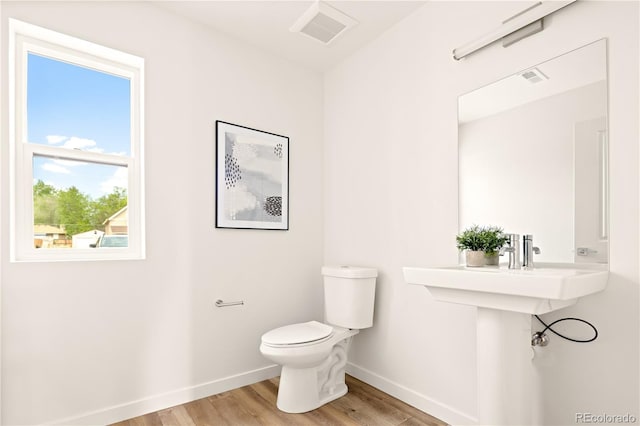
[259,266,377,413]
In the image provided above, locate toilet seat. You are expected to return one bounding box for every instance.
[262,321,333,347]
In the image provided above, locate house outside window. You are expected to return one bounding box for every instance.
[9,19,145,261]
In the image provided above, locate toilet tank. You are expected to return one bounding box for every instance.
[322,266,377,329]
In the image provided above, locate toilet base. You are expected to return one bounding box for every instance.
[276,368,348,413]
[275,337,352,413]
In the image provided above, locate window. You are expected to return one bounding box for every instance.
[9,19,144,261]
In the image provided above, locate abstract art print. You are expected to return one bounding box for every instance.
[215,121,289,230]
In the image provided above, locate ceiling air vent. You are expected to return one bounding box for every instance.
[520,67,549,83]
[290,1,358,45]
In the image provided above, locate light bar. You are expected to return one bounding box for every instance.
[453,1,576,61]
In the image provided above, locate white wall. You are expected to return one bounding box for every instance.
[1,2,638,425]
[0,2,324,424]
[325,1,638,425]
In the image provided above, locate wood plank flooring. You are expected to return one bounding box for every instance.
[112,375,447,426]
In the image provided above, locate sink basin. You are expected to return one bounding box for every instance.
[403,263,608,314]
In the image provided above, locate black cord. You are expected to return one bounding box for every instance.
[534,315,598,343]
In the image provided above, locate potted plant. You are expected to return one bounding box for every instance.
[480,226,508,266]
[456,225,508,267]
[456,225,486,267]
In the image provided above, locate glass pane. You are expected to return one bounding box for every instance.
[27,53,131,156]
[33,155,128,249]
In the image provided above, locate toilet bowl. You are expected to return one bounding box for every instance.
[259,266,377,413]
[260,321,358,413]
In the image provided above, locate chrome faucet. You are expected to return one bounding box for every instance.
[522,234,541,270]
[501,233,521,269]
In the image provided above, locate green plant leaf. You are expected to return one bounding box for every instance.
[456,225,508,252]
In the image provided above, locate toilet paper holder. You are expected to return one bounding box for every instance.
[215,299,244,308]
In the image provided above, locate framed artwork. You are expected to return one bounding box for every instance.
[215,121,289,230]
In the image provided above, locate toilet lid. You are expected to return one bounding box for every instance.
[262,321,333,346]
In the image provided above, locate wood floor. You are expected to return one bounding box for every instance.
[112,375,447,426]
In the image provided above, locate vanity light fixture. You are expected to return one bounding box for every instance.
[453,0,576,61]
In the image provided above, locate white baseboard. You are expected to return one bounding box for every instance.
[49,365,281,426]
[47,362,475,425]
[346,362,478,426]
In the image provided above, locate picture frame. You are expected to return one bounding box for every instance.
[215,121,289,230]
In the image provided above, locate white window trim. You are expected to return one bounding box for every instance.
[9,19,145,262]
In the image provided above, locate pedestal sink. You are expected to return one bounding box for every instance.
[403,263,608,425]
[404,262,608,314]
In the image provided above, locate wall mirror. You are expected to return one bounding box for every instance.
[458,39,608,264]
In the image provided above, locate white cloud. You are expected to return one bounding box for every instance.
[52,159,85,167]
[63,137,98,150]
[42,162,71,174]
[100,167,128,194]
[47,135,68,145]
[46,135,124,155]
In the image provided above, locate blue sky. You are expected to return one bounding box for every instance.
[28,53,131,199]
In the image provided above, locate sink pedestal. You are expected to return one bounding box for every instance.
[476,308,537,425]
[403,264,608,425]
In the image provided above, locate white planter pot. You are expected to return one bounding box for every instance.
[485,252,499,266]
[466,250,485,267]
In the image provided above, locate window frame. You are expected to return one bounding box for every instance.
[9,19,145,262]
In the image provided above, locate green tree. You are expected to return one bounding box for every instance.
[33,179,57,197]
[57,186,92,236]
[90,187,127,230]
[33,180,60,225]
[32,182,128,236]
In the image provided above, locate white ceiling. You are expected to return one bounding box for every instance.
[153,0,427,71]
